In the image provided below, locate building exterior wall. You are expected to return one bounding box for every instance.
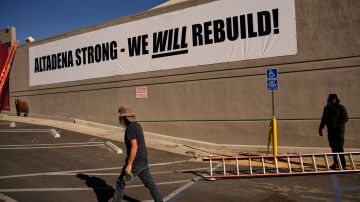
[9,0,360,149]
[0,26,16,111]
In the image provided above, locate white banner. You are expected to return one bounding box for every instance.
[29,0,297,86]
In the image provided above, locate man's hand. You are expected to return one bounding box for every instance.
[319,129,323,136]
[125,164,132,175]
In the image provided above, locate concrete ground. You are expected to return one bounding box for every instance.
[0,116,360,202]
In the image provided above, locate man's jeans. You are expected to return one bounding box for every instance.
[114,164,163,202]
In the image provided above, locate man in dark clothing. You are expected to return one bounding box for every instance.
[319,94,348,169]
[114,105,163,202]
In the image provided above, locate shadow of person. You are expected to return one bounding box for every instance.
[76,173,114,202]
[76,173,140,202]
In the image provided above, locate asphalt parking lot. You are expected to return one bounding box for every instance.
[0,118,360,202]
[0,119,207,202]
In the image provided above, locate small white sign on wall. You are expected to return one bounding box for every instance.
[136,87,148,98]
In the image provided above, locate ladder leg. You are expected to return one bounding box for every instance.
[210,159,213,176]
[324,154,330,171]
[349,154,356,170]
[287,156,292,173]
[300,156,305,172]
[312,155,317,172]
[261,157,266,174]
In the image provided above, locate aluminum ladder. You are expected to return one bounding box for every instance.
[203,152,360,179]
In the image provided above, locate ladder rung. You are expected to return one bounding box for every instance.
[299,156,305,172]
[324,154,330,171]
[261,157,266,174]
[236,158,239,175]
[312,155,317,172]
[274,157,279,174]
[349,154,356,170]
[249,158,253,175]
[223,158,226,176]
[336,154,343,170]
[287,156,292,173]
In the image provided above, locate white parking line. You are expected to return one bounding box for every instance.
[0,168,115,179]
[0,192,18,202]
[44,167,209,176]
[0,160,192,179]
[0,142,104,147]
[0,144,105,150]
[0,129,52,132]
[0,128,59,138]
[149,159,192,167]
[163,181,196,202]
[0,180,190,193]
[0,131,50,133]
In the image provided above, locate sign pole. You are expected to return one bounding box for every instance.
[267,68,278,155]
[272,91,275,116]
[272,90,278,155]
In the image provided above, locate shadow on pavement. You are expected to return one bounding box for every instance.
[76,173,140,202]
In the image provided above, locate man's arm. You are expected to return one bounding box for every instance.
[319,107,327,136]
[340,105,348,125]
[125,139,138,174]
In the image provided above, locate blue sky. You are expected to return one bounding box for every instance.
[0,0,166,44]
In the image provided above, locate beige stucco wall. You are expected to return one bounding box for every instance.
[0,26,16,44]
[8,0,360,149]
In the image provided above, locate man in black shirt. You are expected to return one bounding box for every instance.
[319,94,348,169]
[114,105,163,202]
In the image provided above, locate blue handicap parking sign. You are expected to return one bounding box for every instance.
[266,68,278,91]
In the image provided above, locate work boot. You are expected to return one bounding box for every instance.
[330,164,337,170]
[340,162,346,170]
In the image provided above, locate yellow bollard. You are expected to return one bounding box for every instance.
[272,116,278,155]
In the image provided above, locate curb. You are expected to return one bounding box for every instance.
[105,141,123,154]
[74,119,120,131]
[0,111,75,123]
[50,129,61,138]
[1,113,359,154]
